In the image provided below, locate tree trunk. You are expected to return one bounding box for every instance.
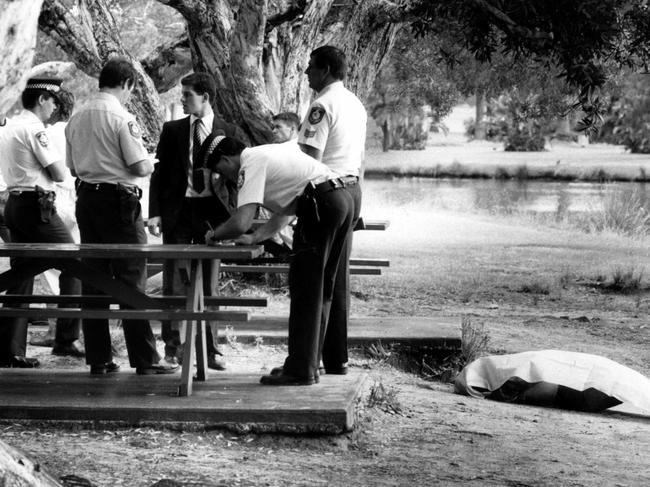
[381,119,391,152]
[474,89,487,140]
[161,0,401,144]
[0,437,61,486]
[40,0,164,149]
[0,0,44,116]
[39,0,402,146]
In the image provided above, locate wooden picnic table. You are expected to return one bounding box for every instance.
[0,242,264,396]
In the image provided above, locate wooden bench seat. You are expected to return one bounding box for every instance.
[0,294,267,307]
[147,259,389,278]
[220,264,383,275]
[0,308,250,322]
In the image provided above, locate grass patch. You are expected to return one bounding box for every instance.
[584,186,650,237]
[517,281,551,295]
[367,380,402,415]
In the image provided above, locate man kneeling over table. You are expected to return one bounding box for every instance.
[203,135,355,385]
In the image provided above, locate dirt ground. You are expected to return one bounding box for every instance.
[5,258,650,487]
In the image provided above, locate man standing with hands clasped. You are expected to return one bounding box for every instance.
[65,58,178,376]
[148,72,247,370]
[297,45,367,376]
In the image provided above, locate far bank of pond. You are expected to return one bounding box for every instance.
[364,142,650,182]
[362,177,645,220]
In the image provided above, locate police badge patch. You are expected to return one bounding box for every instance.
[237,170,245,190]
[35,131,49,148]
[128,121,142,138]
[308,107,326,125]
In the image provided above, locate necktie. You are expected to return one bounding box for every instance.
[192,119,205,193]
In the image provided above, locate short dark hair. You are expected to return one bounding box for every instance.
[181,73,216,104]
[272,112,300,130]
[310,45,347,80]
[207,137,246,170]
[48,88,75,124]
[99,57,137,89]
[21,89,55,110]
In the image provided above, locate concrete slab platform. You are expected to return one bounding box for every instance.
[227,315,462,349]
[0,369,368,434]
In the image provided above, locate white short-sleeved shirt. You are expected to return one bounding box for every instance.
[236,141,335,214]
[65,92,149,185]
[0,110,61,191]
[297,81,367,177]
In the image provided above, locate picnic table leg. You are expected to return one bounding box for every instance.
[194,261,208,382]
[178,259,205,396]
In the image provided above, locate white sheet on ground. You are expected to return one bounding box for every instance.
[455,350,650,413]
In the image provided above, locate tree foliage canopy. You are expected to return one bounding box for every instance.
[408,0,650,130]
[4,0,646,147]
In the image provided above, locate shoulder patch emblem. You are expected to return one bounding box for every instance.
[35,131,49,148]
[308,107,326,125]
[304,129,316,138]
[237,170,245,190]
[128,121,142,138]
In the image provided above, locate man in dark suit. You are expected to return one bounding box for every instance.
[148,72,247,370]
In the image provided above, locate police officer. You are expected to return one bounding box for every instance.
[0,78,83,368]
[297,45,367,375]
[204,136,355,385]
[65,58,178,376]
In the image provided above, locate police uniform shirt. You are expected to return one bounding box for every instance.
[297,80,367,177]
[0,110,61,191]
[186,112,214,198]
[65,92,149,185]
[236,141,335,214]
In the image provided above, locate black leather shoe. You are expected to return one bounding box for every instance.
[52,341,85,358]
[260,372,315,386]
[207,354,226,371]
[136,362,180,375]
[90,362,121,375]
[270,366,319,383]
[7,356,40,368]
[323,365,348,375]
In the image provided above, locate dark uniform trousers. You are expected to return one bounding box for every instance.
[283,182,355,378]
[0,191,81,362]
[75,183,160,368]
[321,182,361,370]
[161,196,230,359]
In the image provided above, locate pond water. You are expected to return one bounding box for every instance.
[363,177,648,217]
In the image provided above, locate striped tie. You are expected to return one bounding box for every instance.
[192,119,205,193]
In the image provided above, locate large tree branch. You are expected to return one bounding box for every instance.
[468,0,553,42]
[39,0,102,76]
[39,0,164,148]
[140,34,192,93]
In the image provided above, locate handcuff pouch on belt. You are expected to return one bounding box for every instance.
[117,183,142,224]
[297,182,321,224]
[35,185,56,223]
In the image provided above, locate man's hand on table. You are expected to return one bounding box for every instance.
[147,216,162,237]
[234,234,255,245]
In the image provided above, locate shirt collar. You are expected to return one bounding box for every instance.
[190,111,214,129]
[97,92,121,106]
[20,110,44,126]
[318,80,344,96]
